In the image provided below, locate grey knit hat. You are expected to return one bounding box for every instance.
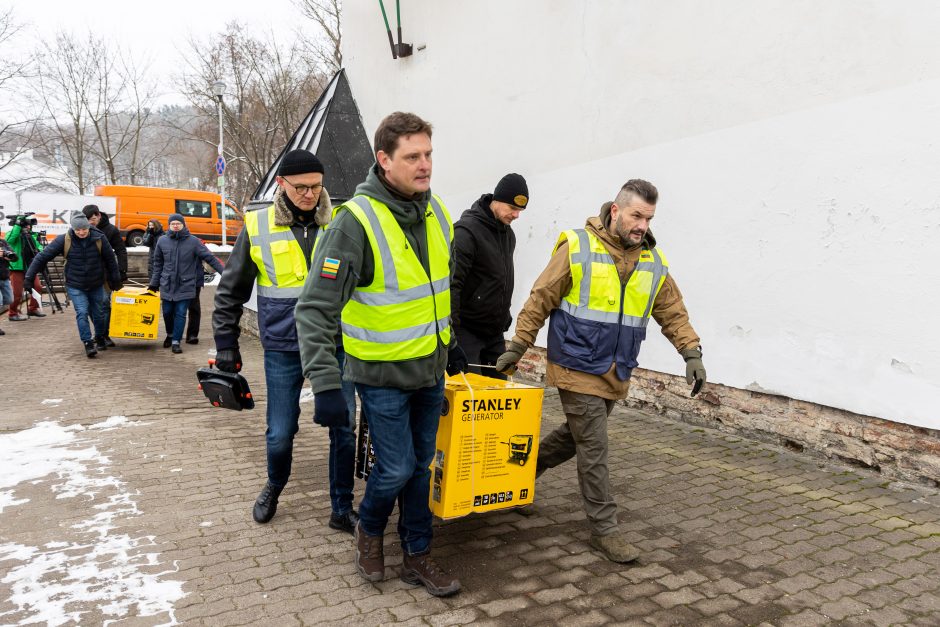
[71,214,91,230]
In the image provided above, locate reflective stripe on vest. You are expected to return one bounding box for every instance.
[245,206,321,299]
[547,228,669,380]
[338,194,453,361]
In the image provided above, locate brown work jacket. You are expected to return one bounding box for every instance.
[512,202,700,400]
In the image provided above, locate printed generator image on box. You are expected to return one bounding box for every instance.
[109,286,161,341]
[432,373,544,519]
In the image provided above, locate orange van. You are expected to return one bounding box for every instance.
[95,185,243,247]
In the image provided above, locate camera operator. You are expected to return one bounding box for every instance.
[82,205,127,348]
[3,214,45,321]
[25,214,122,357]
[0,228,17,336]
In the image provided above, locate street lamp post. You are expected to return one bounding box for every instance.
[212,80,227,246]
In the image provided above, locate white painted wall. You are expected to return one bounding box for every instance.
[341,1,940,429]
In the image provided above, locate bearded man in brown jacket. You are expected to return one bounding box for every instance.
[495,178,706,563]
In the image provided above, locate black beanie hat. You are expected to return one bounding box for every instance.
[81,204,101,218]
[493,173,529,208]
[278,149,324,176]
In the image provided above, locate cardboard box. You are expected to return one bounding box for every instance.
[109,286,161,341]
[355,373,545,519]
[432,373,544,519]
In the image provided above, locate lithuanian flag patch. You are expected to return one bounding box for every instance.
[320,257,341,279]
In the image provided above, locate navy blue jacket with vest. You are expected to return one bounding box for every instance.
[150,226,224,301]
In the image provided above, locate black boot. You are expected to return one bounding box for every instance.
[163,337,172,348]
[252,482,283,523]
[171,342,182,354]
[329,509,360,535]
[95,336,108,351]
[104,336,116,347]
[84,341,98,358]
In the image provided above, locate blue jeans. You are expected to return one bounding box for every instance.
[355,377,444,555]
[161,299,190,343]
[66,286,107,343]
[0,279,12,306]
[263,349,357,515]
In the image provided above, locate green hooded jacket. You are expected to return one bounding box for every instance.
[4,224,41,272]
[295,164,452,393]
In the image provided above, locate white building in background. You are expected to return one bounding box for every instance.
[0,149,79,195]
[340,1,940,430]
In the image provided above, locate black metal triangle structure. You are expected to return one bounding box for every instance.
[249,69,374,210]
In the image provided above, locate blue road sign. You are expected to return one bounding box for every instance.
[216,156,226,175]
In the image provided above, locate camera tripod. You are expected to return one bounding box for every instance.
[18,229,67,314]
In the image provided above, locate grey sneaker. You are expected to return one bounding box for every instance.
[590,532,640,563]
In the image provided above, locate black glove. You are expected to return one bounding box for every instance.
[120,272,128,282]
[680,347,707,397]
[446,344,468,376]
[146,285,159,295]
[313,388,349,428]
[495,340,528,375]
[214,347,242,372]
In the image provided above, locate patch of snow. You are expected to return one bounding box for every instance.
[41,398,63,405]
[199,521,212,527]
[0,418,185,625]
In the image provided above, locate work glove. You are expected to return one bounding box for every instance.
[146,285,159,295]
[214,347,242,373]
[680,347,707,397]
[446,344,468,376]
[112,282,124,292]
[495,340,528,375]
[313,388,349,428]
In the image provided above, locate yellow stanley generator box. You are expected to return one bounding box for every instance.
[108,286,161,341]
[431,373,544,519]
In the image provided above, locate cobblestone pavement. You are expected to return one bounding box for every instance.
[2,289,940,626]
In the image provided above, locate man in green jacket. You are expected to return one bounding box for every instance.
[296,112,466,597]
[4,216,46,321]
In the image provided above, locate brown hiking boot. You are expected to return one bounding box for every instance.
[355,523,384,582]
[590,532,640,563]
[400,552,461,597]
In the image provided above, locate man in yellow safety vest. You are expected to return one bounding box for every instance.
[496,179,706,564]
[296,112,466,597]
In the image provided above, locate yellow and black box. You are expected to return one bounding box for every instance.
[431,373,544,519]
[109,286,161,341]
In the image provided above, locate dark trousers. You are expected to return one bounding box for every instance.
[456,327,508,380]
[186,287,201,341]
[537,389,618,536]
[9,271,41,316]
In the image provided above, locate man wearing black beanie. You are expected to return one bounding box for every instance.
[212,148,360,534]
[450,173,529,379]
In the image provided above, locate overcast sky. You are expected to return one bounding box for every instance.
[12,0,301,106]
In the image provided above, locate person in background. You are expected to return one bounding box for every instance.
[4,217,44,321]
[149,214,224,353]
[451,173,529,379]
[142,218,164,283]
[0,230,17,335]
[83,205,128,347]
[24,214,122,357]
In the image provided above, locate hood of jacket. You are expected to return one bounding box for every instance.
[463,193,509,234]
[273,185,332,227]
[97,213,114,228]
[354,163,430,228]
[593,201,656,251]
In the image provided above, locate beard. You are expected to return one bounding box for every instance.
[615,214,644,248]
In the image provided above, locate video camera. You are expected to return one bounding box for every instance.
[7,212,38,228]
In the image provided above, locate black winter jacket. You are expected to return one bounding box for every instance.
[451,194,516,336]
[141,222,164,281]
[0,237,15,280]
[95,213,128,280]
[151,226,224,301]
[25,229,121,291]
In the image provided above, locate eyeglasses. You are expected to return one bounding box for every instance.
[280,177,323,196]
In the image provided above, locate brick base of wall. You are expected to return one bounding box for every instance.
[516,346,940,487]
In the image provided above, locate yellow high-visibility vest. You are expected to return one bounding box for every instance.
[338,195,453,361]
[547,228,669,380]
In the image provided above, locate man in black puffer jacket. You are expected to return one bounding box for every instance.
[25,214,122,357]
[83,205,127,347]
[450,173,529,379]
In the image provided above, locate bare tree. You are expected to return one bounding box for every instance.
[176,22,327,207]
[0,8,43,172]
[296,0,343,72]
